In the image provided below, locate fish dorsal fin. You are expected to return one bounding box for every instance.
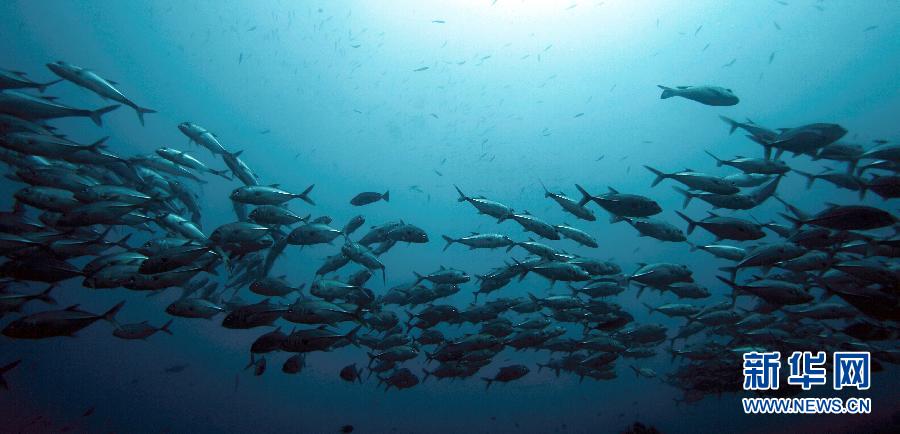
[677,86,689,89]
[607,186,619,194]
[65,304,81,311]
[439,265,446,270]
[270,184,280,188]
[470,232,478,235]
[706,211,720,218]
[106,78,118,85]
[232,150,244,157]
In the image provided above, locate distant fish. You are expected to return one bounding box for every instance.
[773,21,781,30]
[812,4,824,11]
[768,52,775,64]
[722,58,736,68]
[702,43,710,51]
[413,66,429,72]
[247,26,257,31]
[239,53,243,64]
[565,4,577,10]
[694,25,703,36]
[164,364,188,374]
[864,25,878,32]
[432,20,445,24]
[82,407,95,417]
[353,109,362,114]
[543,44,553,52]
[260,129,270,134]
[430,113,438,119]
[350,191,389,206]
[595,155,605,161]
[775,0,788,5]
[574,113,584,118]
[350,44,361,48]
[433,169,443,176]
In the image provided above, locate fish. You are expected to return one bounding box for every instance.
[0,90,120,125]
[350,190,389,206]
[657,85,739,106]
[46,61,156,125]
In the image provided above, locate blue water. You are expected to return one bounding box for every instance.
[1,1,899,433]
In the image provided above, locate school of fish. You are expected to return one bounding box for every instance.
[0,61,898,406]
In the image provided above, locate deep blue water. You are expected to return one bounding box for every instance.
[1,1,899,433]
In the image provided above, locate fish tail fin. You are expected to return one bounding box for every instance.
[453,184,467,202]
[412,271,425,285]
[657,85,676,99]
[160,319,174,335]
[102,300,126,325]
[89,104,121,126]
[718,115,739,134]
[36,285,57,305]
[134,106,157,126]
[87,136,110,151]
[778,212,803,229]
[345,325,362,348]
[114,233,133,249]
[37,78,63,93]
[675,211,697,234]
[296,184,315,205]
[642,302,655,315]
[481,378,493,389]
[210,168,232,180]
[574,184,593,207]
[672,186,694,209]
[704,150,724,166]
[421,368,431,383]
[643,165,667,187]
[366,352,377,368]
[715,275,739,303]
[441,235,454,251]
[382,190,390,202]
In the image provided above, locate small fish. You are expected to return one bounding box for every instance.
[574,113,584,118]
[773,21,781,30]
[413,66,429,72]
[259,129,270,134]
[768,52,775,64]
[432,20,445,24]
[434,169,443,176]
[430,113,439,119]
[722,58,736,68]
[164,364,188,374]
[238,53,243,64]
[702,43,710,51]
[863,25,878,32]
[694,25,703,36]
